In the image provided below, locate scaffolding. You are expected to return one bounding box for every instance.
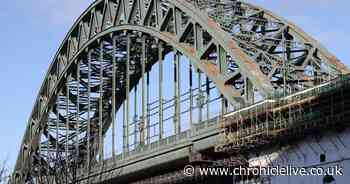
[217,74,350,153]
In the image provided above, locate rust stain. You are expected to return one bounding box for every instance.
[186,46,195,56]
[180,43,196,56]
[303,75,311,81]
[222,85,231,92]
[222,85,240,97]
[207,17,220,31]
[162,32,176,38]
[203,62,219,77]
[227,40,270,84]
[328,56,350,73]
[228,40,238,50]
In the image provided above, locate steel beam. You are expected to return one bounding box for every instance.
[112,36,117,162]
[76,60,80,162]
[174,50,181,135]
[206,77,210,124]
[133,84,138,147]
[189,63,193,131]
[87,49,92,172]
[158,41,164,140]
[99,42,104,162]
[55,95,59,163]
[146,71,150,144]
[125,34,131,154]
[141,36,146,145]
[244,78,254,105]
[65,75,70,182]
[198,70,202,123]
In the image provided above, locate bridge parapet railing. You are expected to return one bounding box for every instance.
[94,116,221,172]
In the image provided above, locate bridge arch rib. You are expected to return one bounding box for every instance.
[13,0,348,183]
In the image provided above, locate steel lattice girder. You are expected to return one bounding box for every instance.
[12,0,348,183]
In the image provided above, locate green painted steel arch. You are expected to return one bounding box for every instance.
[12,0,348,183]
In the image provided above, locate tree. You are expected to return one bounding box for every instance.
[0,160,9,184]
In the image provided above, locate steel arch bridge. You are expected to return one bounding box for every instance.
[12,0,349,183]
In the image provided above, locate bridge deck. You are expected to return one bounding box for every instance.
[76,118,221,183]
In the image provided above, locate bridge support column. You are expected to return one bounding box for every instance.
[244,77,254,105]
[112,36,117,163]
[206,77,210,125]
[221,95,227,117]
[99,41,104,163]
[159,41,164,140]
[133,81,138,148]
[189,63,193,133]
[146,66,150,144]
[124,34,131,156]
[140,35,146,146]
[123,99,127,157]
[198,69,203,123]
[174,50,181,135]
[87,49,92,173]
[55,92,59,168]
[76,60,80,165]
[66,75,70,183]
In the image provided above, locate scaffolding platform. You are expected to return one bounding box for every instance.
[217,74,350,153]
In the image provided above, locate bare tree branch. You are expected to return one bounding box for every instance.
[0,159,9,184]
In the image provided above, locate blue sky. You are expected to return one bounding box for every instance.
[0,0,349,171]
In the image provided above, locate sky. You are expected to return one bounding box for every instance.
[0,0,349,172]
